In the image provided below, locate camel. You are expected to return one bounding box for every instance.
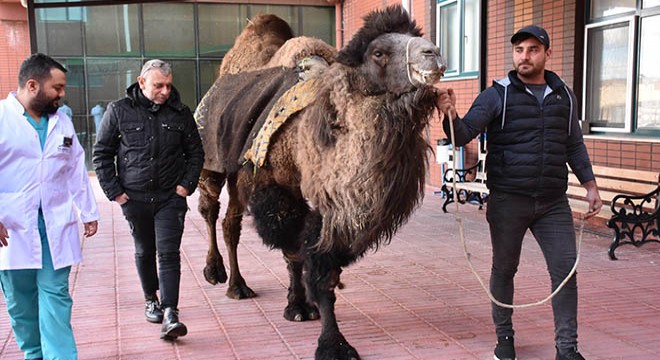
[195,6,446,359]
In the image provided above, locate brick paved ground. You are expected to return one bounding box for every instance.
[1,177,659,359]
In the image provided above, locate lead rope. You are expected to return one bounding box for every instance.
[406,37,415,86]
[445,108,585,309]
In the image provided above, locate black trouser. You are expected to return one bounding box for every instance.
[121,193,187,309]
[486,191,578,352]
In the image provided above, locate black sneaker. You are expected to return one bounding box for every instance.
[494,336,516,360]
[556,346,585,360]
[145,297,164,323]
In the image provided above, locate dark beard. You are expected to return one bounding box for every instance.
[33,90,59,115]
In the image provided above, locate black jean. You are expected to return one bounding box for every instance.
[121,193,187,309]
[486,191,578,352]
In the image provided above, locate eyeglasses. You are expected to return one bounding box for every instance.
[140,60,171,77]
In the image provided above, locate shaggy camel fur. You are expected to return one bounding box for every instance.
[196,6,446,359]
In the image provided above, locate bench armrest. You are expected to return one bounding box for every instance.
[606,185,660,260]
[609,186,660,220]
[442,161,482,183]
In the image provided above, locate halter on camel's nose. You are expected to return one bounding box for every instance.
[406,37,446,86]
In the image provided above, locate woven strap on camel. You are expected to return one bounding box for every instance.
[244,77,322,168]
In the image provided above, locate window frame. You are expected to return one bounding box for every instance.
[582,16,637,134]
[435,0,480,79]
[584,1,660,136]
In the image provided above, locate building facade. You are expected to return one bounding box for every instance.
[1,0,658,181]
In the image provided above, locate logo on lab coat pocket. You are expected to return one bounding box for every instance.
[57,135,73,153]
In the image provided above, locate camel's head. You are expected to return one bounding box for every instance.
[336,5,446,95]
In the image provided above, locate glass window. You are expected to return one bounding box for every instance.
[590,0,636,18]
[200,60,222,97]
[637,15,660,130]
[250,5,297,30]
[436,0,480,77]
[56,57,85,121]
[463,0,479,72]
[36,7,84,56]
[143,3,195,57]
[85,5,139,57]
[168,60,197,110]
[438,2,458,73]
[36,2,87,22]
[585,0,660,136]
[86,58,142,109]
[584,20,632,130]
[198,4,242,57]
[301,7,336,45]
[643,0,660,8]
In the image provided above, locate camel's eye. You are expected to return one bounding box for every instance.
[373,50,383,58]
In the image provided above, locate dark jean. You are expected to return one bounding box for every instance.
[121,193,188,309]
[486,190,578,352]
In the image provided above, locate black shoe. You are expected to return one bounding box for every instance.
[145,297,163,323]
[556,346,585,360]
[494,336,516,360]
[160,307,188,340]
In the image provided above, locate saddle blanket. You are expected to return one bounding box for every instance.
[244,77,322,167]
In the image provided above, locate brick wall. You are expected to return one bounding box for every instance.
[0,3,29,97]
[341,0,416,45]
[584,138,660,172]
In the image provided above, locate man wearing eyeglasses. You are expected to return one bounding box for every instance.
[93,59,204,341]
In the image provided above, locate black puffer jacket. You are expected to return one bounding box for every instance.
[93,83,204,203]
[443,70,595,198]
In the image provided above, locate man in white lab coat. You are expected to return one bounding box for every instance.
[0,53,99,360]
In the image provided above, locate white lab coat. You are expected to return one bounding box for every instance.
[0,93,99,270]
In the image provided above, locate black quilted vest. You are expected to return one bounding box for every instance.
[486,70,575,198]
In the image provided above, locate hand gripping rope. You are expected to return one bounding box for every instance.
[444,106,585,309]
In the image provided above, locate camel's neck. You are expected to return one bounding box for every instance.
[297,69,437,256]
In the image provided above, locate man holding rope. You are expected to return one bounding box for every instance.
[436,25,602,360]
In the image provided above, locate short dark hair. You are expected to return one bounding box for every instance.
[18,53,67,88]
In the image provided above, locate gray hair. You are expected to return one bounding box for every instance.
[140,59,172,78]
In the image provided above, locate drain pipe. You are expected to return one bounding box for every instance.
[338,0,344,48]
[329,0,344,48]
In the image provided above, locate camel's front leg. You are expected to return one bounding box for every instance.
[197,169,228,285]
[304,213,359,360]
[308,253,358,360]
[222,175,255,299]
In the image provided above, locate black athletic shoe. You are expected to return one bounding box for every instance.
[144,297,163,323]
[494,336,516,360]
[556,346,586,360]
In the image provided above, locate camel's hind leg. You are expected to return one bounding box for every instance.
[283,252,319,322]
[198,169,228,285]
[222,172,255,299]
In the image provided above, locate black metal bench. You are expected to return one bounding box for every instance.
[567,166,660,260]
[440,149,488,213]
